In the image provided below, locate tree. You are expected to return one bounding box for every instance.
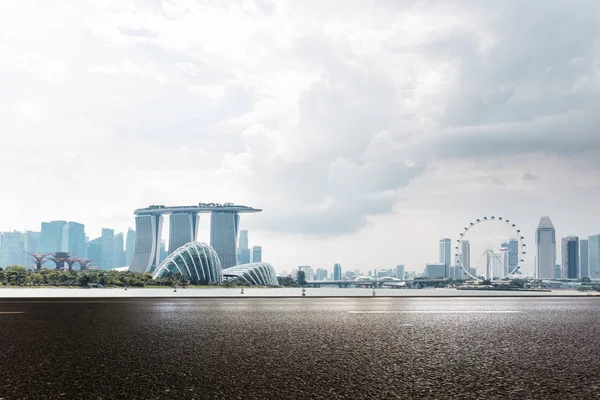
[481,279,492,286]
[296,270,307,286]
[510,279,525,288]
[278,275,297,287]
[4,265,28,286]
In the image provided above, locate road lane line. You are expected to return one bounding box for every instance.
[0,311,26,314]
[347,310,521,314]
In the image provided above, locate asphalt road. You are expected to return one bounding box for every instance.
[0,298,599,399]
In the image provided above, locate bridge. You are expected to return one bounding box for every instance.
[305,279,451,288]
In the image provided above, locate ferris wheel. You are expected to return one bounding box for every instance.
[455,216,526,281]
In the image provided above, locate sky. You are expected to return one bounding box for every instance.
[1,0,600,275]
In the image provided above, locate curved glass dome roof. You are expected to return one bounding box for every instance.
[222,262,279,286]
[153,242,222,284]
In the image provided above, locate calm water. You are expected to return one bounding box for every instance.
[0,287,593,297]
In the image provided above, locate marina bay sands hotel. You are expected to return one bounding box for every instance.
[129,203,262,273]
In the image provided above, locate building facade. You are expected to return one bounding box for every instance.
[536,217,556,279]
[125,228,136,267]
[113,233,125,269]
[210,211,240,270]
[333,264,342,280]
[395,265,405,280]
[425,263,447,279]
[252,246,262,263]
[580,239,589,279]
[40,221,66,253]
[561,236,579,279]
[168,212,199,254]
[101,228,114,270]
[129,214,164,273]
[61,222,86,258]
[589,234,600,279]
[460,240,471,276]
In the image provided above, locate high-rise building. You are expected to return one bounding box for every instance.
[168,213,199,254]
[101,228,114,270]
[555,264,562,279]
[160,240,168,265]
[315,268,328,280]
[210,211,240,269]
[439,238,451,276]
[239,230,249,251]
[425,263,447,279]
[535,217,556,279]
[86,238,102,268]
[460,240,470,275]
[395,265,405,280]
[129,214,163,273]
[589,234,600,279]
[0,232,26,268]
[334,263,342,280]
[113,233,125,269]
[40,221,66,253]
[580,239,589,279]
[22,231,41,253]
[237,230,251,265]
[508,239,519,273]
[125,228,136,267]
[561,236,579,279]
[252,246,262,263]
[61,222,86,258]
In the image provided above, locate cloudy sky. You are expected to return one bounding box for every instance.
[1,0,600,274]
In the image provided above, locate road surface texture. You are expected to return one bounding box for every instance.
[1,298,599,399]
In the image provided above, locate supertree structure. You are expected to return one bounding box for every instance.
[27,253,48,271]
[65,259,78,271]
[48,252,72,270]
[74,258,92,270]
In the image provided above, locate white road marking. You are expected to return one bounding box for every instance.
[0,311,26,314]
[347,310,521,314]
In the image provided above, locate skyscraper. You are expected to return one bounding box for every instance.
[61,222,86,258]
[589,234,600,279]
[334,263,342,280]
[0,232,25,267]
[86,238,102,267]
[125,228,136,267]
[160,240,168,265]
[101,228,114,270]
[396,265,405,280]
[439,238,451,277]
[40,221,66,253]
[535,217,556,279]
[210,211,240,269]
[22,231,41,253]
[561,236,579,279]
[237,230,251,265]
[460,240,471,276]
[580,239,589,279]
[252,246,262,263]
[239,230,249,251]
[168,212,199,254]
[508,239,519,273]
[113,233,125,269]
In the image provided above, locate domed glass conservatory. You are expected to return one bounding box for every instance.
[222,262,279,286]
[152,242,222,284]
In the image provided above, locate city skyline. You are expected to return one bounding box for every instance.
[2,212,600,277]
